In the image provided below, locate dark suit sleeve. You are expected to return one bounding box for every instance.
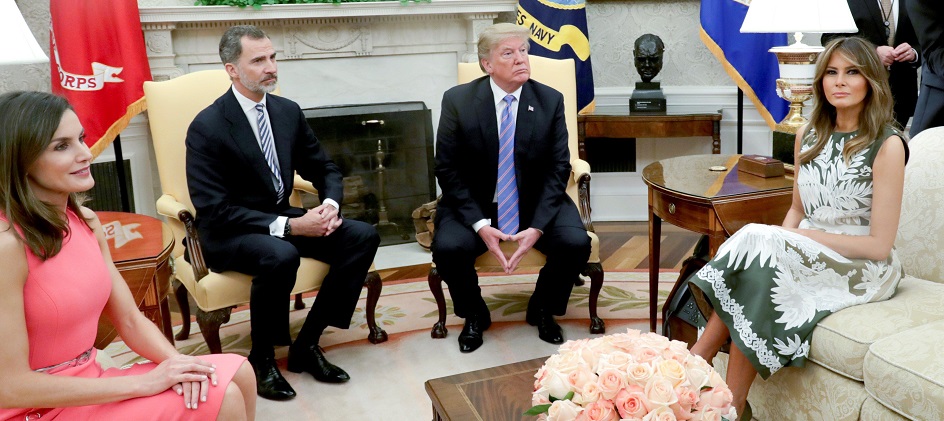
[910,0,944,75]
[435,87,486,227]
[186,113,280,233]
[286,100,344,205]
[528,92,571,232]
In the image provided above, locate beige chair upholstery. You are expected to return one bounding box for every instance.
[429,56,604,338]
[144,69,387,353]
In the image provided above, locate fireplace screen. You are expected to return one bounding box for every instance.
[303,102,435,246]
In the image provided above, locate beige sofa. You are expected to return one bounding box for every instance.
[716,127,944,420]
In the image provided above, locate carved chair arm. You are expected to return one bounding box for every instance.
[570,159,594,232]
[156,194,209,280]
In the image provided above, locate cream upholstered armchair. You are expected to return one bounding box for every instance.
[428,56,604,338]
[144,70,387,354]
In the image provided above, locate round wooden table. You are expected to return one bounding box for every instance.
[94,211,175,349]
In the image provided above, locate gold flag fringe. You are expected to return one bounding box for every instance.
[89,95,148,159]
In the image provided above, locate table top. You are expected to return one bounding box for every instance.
[425,357,546,421]
[642,154,794,200]
[95,211,173,263]
[578,110,721,121]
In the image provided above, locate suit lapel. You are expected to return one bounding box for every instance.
[222,90,278,197]
[515,81,536,160]
[860,0,885,38]
[264,95,294,191]
[473,78,500,177]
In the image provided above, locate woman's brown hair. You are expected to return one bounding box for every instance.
[0,91,89,260]
[799,37,902,165]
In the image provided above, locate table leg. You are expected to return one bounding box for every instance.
[160,296,175,345]
[649,208,661,333]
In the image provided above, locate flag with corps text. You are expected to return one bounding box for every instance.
[50,0,151,158]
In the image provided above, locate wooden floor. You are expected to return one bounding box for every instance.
[379,221,701,282]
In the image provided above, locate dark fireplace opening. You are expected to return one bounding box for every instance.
[303,102,435,246]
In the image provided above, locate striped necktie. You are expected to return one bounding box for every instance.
[496,94,519,235]
[255,103,284,201]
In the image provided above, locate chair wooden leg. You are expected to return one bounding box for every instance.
[585,262,605,334]
[196,307,232,354]
[364,270,388,344]
[428,267,448,338]
[173,280,192,341]
[293,293,305,310]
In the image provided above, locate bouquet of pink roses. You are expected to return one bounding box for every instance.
[527,329,737,421]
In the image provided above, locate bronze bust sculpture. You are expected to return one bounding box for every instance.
[634,34,665,84]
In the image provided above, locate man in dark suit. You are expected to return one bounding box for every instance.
[432,23,591,353]
[823,0,920,130]
[186,25,379,401]
[907,0,944,136]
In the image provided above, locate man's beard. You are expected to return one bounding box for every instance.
[238,67,278,95]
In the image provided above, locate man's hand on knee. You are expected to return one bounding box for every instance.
[289,207,332,237]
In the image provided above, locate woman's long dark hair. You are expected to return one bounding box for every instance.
[0,91,89,260]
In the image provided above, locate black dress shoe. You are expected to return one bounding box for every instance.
[250,357,296,401]
[458,312,492,353]
[287,345,350,383]
[526,307,564,344]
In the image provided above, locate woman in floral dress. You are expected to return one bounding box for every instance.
[687,37,909,420]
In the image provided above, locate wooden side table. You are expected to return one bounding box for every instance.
[577,112,722,160]
[426,357,546,421]
[94,212,175,349]
[642,155,794,332]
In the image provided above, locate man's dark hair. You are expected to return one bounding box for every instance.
[219,25,268,64]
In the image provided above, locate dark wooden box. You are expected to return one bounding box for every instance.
[738,155,785,178]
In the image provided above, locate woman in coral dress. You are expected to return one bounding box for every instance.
[687,37,909,420]
[0,91,256,420]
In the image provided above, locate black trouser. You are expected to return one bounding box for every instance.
[206,219,379,359]
[431,203,590,319]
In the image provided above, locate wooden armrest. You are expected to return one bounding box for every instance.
[155,194,209,279]
[570,159,594,232]
[571,158,591,182]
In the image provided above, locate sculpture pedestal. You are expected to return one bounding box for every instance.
[772,128,796,165]
[630,82,666,114]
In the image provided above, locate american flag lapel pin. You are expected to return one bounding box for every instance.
[528,105,534,112]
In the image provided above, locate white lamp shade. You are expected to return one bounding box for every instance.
[740,0,858,34]
[1,0,49,65]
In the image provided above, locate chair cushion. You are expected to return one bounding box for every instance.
[174,255,330,311]
[860,397,909,421]
[864,319,944,421]
[473,230,600,270]
[808,276,944,381]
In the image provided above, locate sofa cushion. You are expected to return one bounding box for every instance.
[864,320,944,421]
[860,397,908,421]
[809,277,944,381]
[896,127,944,284]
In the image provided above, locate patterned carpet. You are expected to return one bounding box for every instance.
[105,270,680,366]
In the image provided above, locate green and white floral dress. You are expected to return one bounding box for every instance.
[688,126,906,379]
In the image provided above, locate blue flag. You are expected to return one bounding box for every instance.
[700,0,787,129]
[517,0,595,114]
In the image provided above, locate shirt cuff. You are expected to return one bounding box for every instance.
[270,216,289,237]
[472,219,491,233]
[323,198,340,210]
[910,48,919,63]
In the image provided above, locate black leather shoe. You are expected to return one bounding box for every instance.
[250,357,296,401]
[287,345,350,383]
[458,312,492,353]
[526,307,564,344]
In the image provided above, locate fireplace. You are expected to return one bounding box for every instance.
[303,102,435,246]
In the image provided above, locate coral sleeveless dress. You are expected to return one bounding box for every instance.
[0,210,245,421]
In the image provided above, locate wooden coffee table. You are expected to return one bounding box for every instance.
[642,155,795,332]
[425,357,546,421]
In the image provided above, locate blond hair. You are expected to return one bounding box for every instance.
[799,37,901,165]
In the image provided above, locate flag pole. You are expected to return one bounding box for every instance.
[112,134,131,212]
[737,88,744,154]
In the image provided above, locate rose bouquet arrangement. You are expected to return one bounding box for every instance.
[526,329,737,421]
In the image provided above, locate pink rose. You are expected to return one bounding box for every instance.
[596,368,626,400]
[693,408,723,421]
[605,330,642,352]
[675,386,698,413]
[614,389,648,419]
[568,365,598,392]
[699,385,733,414]
[547,399,584,421]
[578,399,620,421]
[633,346,663,364]
[645,377,679,408]
[532,391,551,407]
[596,351,634,373]
[577,380,602,405]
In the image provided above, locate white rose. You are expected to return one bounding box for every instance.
[544,369,574,400]
[597,351,635,373]
[642,405,679,421]
[547,399,584,421]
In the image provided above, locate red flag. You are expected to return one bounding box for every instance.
[50,0,151,158]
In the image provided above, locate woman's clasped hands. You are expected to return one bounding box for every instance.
[144,354,218,409]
